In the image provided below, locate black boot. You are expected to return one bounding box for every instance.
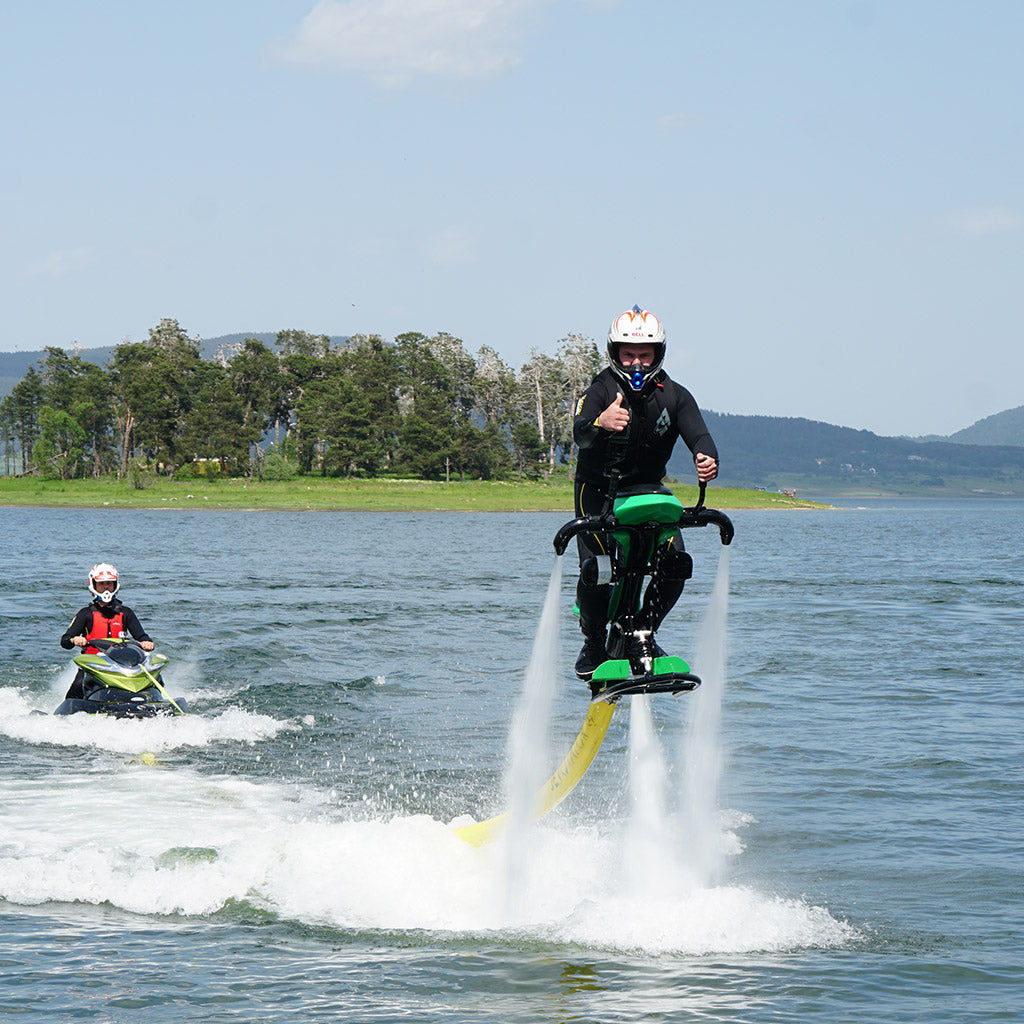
[575,633,608,680]
[575,576,609,681]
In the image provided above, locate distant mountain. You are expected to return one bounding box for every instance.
[0,333,327,399]
[945,405,1024,447]
[667,410,1024,497]
[0,350,43,399]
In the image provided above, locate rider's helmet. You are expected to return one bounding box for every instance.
[607,305,666,392]
[88,563,119,603]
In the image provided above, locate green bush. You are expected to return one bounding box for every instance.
[129,460,156,490]
[262,451,299,481]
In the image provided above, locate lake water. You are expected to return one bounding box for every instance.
[1,499,1022,1023]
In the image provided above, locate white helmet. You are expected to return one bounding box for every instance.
[88,563,119,603]
[607,305,666,392]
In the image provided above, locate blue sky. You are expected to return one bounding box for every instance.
[2,1,1021,437]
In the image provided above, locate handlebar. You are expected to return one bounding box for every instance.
[553,500,734,555]
[76,638,153,652]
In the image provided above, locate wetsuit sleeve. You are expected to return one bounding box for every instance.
[60,608,92,649]
[121,607,152,644]
[674,385,718,465]
[573,378,619,450]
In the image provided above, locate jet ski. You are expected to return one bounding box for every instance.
[55,638,187,718]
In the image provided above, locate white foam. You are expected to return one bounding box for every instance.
[0,762,856,952]
[0,684,295,754]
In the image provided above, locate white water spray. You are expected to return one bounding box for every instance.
[627,696,667,841]
[496,555,564,917]
[679,546,732,883]
[623,695,684,891]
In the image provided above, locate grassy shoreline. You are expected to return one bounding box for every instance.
[0,476,831,512]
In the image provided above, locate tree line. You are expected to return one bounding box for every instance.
[1,319,604,482]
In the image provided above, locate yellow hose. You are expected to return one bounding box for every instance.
[455,699,616,847]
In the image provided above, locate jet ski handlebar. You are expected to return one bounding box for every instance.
[553,502,734,556]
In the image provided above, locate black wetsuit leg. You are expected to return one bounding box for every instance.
[65,669,86,700]
[640,533,693,632]
[574,479,612,638]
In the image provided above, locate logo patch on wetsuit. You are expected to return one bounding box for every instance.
[654,407,671,436]
[575,397,585,416]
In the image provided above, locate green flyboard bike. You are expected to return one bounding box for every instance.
[455,477,735,846]
[553,477,734,703]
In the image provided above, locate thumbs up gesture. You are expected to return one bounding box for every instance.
[598,392,630,432]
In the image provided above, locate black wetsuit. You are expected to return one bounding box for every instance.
[60,598,152,699]
[571,367,718,637]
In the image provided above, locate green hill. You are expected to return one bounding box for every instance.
[947,405,1024,446]
[669,411,1024,497]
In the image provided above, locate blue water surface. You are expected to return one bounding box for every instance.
[1,499,1022,1023]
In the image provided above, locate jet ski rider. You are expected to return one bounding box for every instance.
[60,563,154,699]
[571,305,719,682]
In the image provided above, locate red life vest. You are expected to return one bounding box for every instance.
[86,609,125,653]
